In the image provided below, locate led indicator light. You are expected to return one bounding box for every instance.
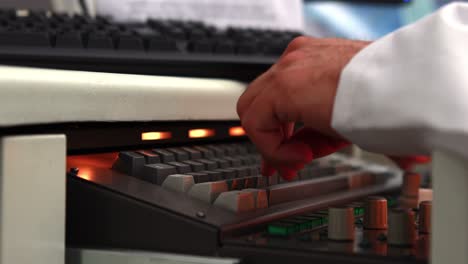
[229,126,246,136]
[141,131,172,141]
[189,129,215,138]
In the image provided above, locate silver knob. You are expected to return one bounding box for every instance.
[388,208,416,246]
[328,207,354,241]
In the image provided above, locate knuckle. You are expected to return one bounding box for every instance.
[236,94,246,118]
[236,84,254,118]
[240,114,255,134]
[270,70,290,90]
[277,50,304,69]
[287,36,310,51]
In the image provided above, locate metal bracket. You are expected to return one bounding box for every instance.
[432,150,468,264]
[0,134,66,264]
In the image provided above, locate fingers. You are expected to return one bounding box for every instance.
[237,69,271,119]
[290,127,350,159]
[260,123,294,177]
[258,126,350,181]
[242,90,313,166]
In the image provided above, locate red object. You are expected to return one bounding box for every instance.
[389,156,431,170]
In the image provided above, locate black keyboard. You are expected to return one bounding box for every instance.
[0,9,301,81]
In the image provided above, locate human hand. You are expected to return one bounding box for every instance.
[237,36,370,180]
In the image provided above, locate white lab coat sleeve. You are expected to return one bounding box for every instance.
[332,2,468,159]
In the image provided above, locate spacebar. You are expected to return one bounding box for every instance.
[266,171,372,206]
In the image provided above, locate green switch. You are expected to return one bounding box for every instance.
[387,197,397,207]
[354,207,365,216]
[315,210,329,224]
[303,212,328,225]
[294,216,322,230]
[268,222,297,236]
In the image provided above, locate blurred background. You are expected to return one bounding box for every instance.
[303,0,463,39]
[0,0,464,40]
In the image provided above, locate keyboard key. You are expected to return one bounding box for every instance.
[251,155,262,164]
[183,160,205,172]
[166,161,191,174]
[308,166,336,178]
[226,178,245,190]
[188,28,206,40]
[247,165,260,176]
[189,39,213,53]
[242,189,268,209]
[141,163,177,185]
[297,169,308,180]
[243,176,258,189]
[255,176,268,188]
[118,34,144,50]
[87,32,113,49]
[248,155,261,165]
[244,143,257,154]
[218,144,236,156]
[188,181,228,203]
[55,32,83,48]
[201,170,223,181]
[166,148,189,161]
[197,158,217,170]
[166,27,186,39]
[193,146,214,159]
[263,40,287,55]
[148,36,178,52]
[152,149,175,163]
[233,144,248,155]
[112,151,145,176]
[162,174,194,193]
[210,158,230,169]
[267,174,279,186]
[205,145,225,157]
[224,157,242,167]
[181,147,202,159]
[237,42,258,54]
[187,172,210,183]
[214,191,255,213]
[214,168,236,180]
[0,31,50,46]
[239,156,252,165]
[233,167,249,178]
[136,150,161,164]
[214,40,235,54]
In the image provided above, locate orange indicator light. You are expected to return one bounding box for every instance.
[141,131,172,141]
[78,174,92,181]
[189,129,215,138]
[229,126,246,136]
